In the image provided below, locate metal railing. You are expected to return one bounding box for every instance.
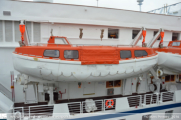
[27,42,135,47]
[0,83,12,100]
[12,91,174,118]
[127,91,174,108]
[148,2,181,16]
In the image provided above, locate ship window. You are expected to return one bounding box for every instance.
[165,110,173,119]
[108,28,119,39]
[154,31,161,40]
[134,50,148,57]
[64,50,79,59]
[106,80,121,88]
[142,114,151,120]
[44,50,59,58]
[132,30,142,40]
[165,75,175,82]
[172,33,179,41]
[0,20,3,42]
[120,50,131,59]
[172,42,180,46]
[5,21,13,42]
[55,38,68,44]
[179,75,181,82]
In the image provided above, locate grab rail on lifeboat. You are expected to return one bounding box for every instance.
[28,43,134,47]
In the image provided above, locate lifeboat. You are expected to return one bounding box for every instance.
[12,21,158,82]
[154,40,181,74]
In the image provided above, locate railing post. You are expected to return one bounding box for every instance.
[22,107,24,119]
[156,94,159,104]
[13,108,15,120]
[139,95,142,107]
[103,100,105,111]
[160,93,163,102]
[80,102,82,114]
[150,95,153,104]
[29,106,30,119]
[144,94,146,105]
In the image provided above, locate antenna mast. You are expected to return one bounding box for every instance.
[137,0,144,11]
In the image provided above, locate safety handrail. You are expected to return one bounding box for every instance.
[12,91,174,118]
[0,83,12,100]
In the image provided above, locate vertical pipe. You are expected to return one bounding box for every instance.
[11,71,15,101]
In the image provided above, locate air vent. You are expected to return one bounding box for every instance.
[107,88,114,95]
[3,11,11,16]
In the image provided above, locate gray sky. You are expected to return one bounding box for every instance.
[24,0,181,12]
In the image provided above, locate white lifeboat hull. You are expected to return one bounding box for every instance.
[158,52,181,74]
[13,53,158,82]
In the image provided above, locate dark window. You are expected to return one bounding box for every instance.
[171,75,175,81]
[165,75,170,82]
[179,74,181,82]
[134,50,148,57]
[165,75,175,82]
[114,80,121,87]
[106,81,113,88]
[64,50,79,59]
[132,30,141,39]
[44,50,59,58]
[120,50,131,59]
[154,31,161,40]
[108,29,119,39]
[106,80,121,88]
[172,33,179,41]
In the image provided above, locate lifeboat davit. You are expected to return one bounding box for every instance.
[154,40,181,74]
[13,21,158,82]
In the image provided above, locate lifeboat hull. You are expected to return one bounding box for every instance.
[13,53,158,82]
[157,52,181,74]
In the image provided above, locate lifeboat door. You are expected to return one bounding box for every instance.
[122,78,132,95]
[83,82,95,95]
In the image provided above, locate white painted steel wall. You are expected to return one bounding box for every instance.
[58,81,122,99]
[0,0,181,31]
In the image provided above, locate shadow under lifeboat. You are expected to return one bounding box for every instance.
[154,40,181,74]
[13,35,158,82]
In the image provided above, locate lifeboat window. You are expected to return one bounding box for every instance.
[55,38,68,44]
[120,50,131,59]
[44,50,59,58]
[172,42,180,46]
[134,50,148,57]
[64,50,79,59]
[106,80,121,88]
[108,28,119,39]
